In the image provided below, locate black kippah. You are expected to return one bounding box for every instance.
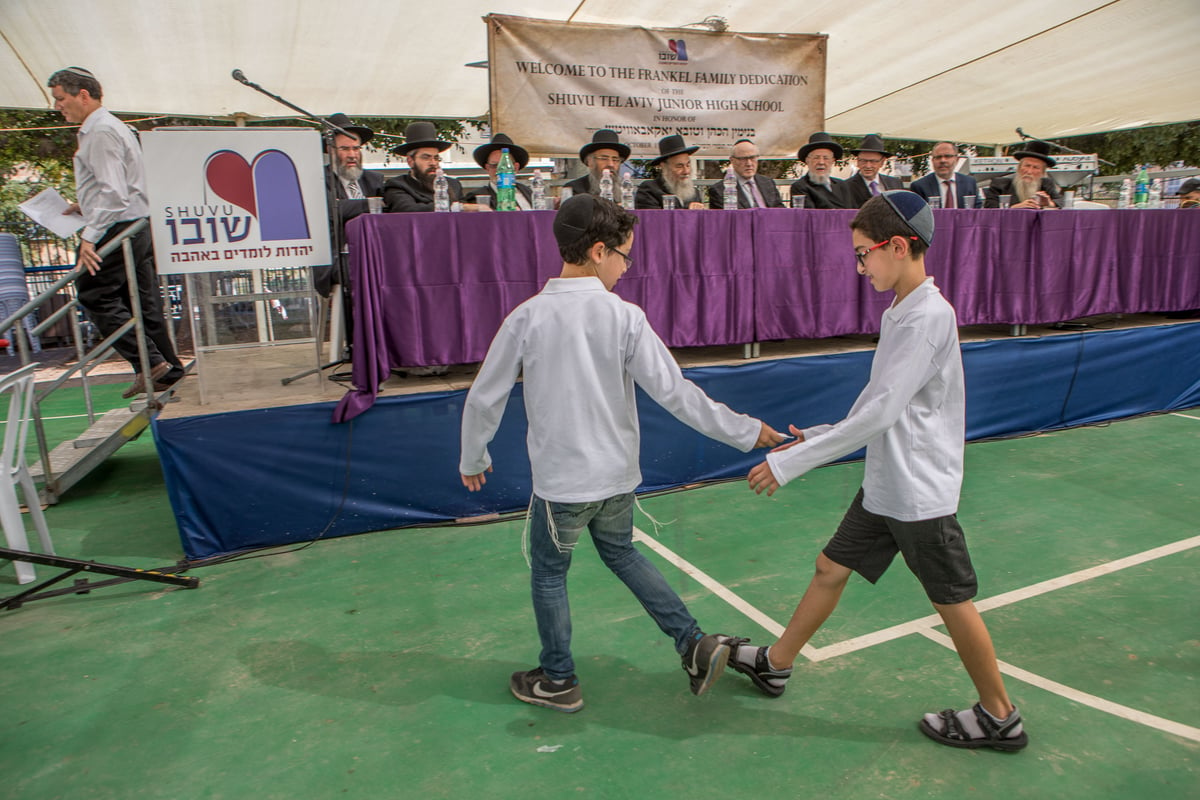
[553,194,598,249]
[62,66,96,79]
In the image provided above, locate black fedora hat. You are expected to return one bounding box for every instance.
[326,113,373,145]
[473,133,529,169]
[649,134,699,166]
[851,133,892,158]
[1011,140,1057,168]
[392,121,452,156]
[579,129,631,162]
[797,131,844,161]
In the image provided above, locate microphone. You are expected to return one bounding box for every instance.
[231,69,250,85]
[1015,127,1028,140]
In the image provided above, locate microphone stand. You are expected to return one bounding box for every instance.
[229,69,357,386]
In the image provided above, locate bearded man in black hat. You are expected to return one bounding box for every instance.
[383,121,470,213]
[789,132,850,209]
[563,129,632,205]
[984,141,1062,209]
[635,135,706,209]
[464,133,535,209]
[317,113,385,296]
[838,134,903,209]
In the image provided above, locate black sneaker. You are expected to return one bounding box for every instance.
[724,637,792,698]
[510,668,583,713]
[681,633,731,696]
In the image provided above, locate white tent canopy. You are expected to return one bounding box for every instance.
[3,0,1197,145]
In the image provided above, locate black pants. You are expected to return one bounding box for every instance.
[76,221,179,373]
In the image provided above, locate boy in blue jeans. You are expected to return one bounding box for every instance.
[460,195,782,713]
[732,191,1028,751]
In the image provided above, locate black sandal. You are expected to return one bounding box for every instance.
[919,703,1029,752]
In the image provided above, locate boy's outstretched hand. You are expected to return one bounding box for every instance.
[754,422,786,448]
[748,425,806,496]
[461,466,493,492]
[747,460,781,496]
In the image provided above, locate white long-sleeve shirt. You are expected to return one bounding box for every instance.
[767,277,965,521]
[460,276,761,503]
[74,107,150,244]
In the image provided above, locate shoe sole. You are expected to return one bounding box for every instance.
[918,719,1028,751]
[727,658,788,698]
[691,642,731,696]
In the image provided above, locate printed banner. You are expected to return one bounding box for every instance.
[487,15,826,159]
[141,128,331,274]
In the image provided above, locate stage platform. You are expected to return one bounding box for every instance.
[153,314,1200,561]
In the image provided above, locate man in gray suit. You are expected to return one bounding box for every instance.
[708,139,784,209]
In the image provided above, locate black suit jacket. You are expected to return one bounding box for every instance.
[463,182,534,207]
[707,174,784,209]
[910,172,980,207]
[563,175,592,197]
[327,167,385,222]
[317,168,387,297]
[984,174,1062,208]
[789,175,848,209]
[837,173,904,209]
[383,173,466,213]
[635,176,703,209]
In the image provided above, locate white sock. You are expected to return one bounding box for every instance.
[735,644,759,668]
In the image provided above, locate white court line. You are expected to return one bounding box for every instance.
[808,534,1200,662]
[1170,412,1200,421]
[635,527,1200,739]
[919,628,1200,743]
[632,528,819,660]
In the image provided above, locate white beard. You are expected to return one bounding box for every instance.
[335,162,363,183]
[662,173,695,201]
[807,174,831,189]
[1013,174,1041,203]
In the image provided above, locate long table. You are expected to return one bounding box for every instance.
[334,208,1199,420]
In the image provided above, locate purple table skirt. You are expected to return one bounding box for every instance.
[334,208,1199,421]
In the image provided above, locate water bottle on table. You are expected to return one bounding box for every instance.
[600,169,614,201]
[434,168,450,212]
[497,148,518,211]
[723,169,737,209]
[621,172,635,210]
[530,170,545,210]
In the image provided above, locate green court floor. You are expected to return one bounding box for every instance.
[1,399,1197,799]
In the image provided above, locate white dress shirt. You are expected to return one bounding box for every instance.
[74,107,150,243]
[766,278,965,521]
[461,277,760,502]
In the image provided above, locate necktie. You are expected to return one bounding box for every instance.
[747,180,765,208]
[869,180,879,196]
[944,180,955,208]
[347,179,363,199]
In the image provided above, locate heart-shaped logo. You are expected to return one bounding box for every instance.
[205,150,257,216]
[203,149,310,241]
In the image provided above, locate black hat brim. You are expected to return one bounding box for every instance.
[580,141,631,162]
[473,143,530,169]
[798,141,844,161]
[649,145,700,166]
[1011,150,1056,168]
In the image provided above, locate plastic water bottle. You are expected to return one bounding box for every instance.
[530,170,545,210]
[723,169,738,209]
[1117,178,1133,209]
[620,172,635,210]
[1148,178,1163,209]
[433,168,450,212]
[496,148,517,211]
[600,169,614,201]
[1133,165,1149,208]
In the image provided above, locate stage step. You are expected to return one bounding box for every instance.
[30,405,155,505]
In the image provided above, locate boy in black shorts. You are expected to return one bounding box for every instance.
[733,191,1028,752]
